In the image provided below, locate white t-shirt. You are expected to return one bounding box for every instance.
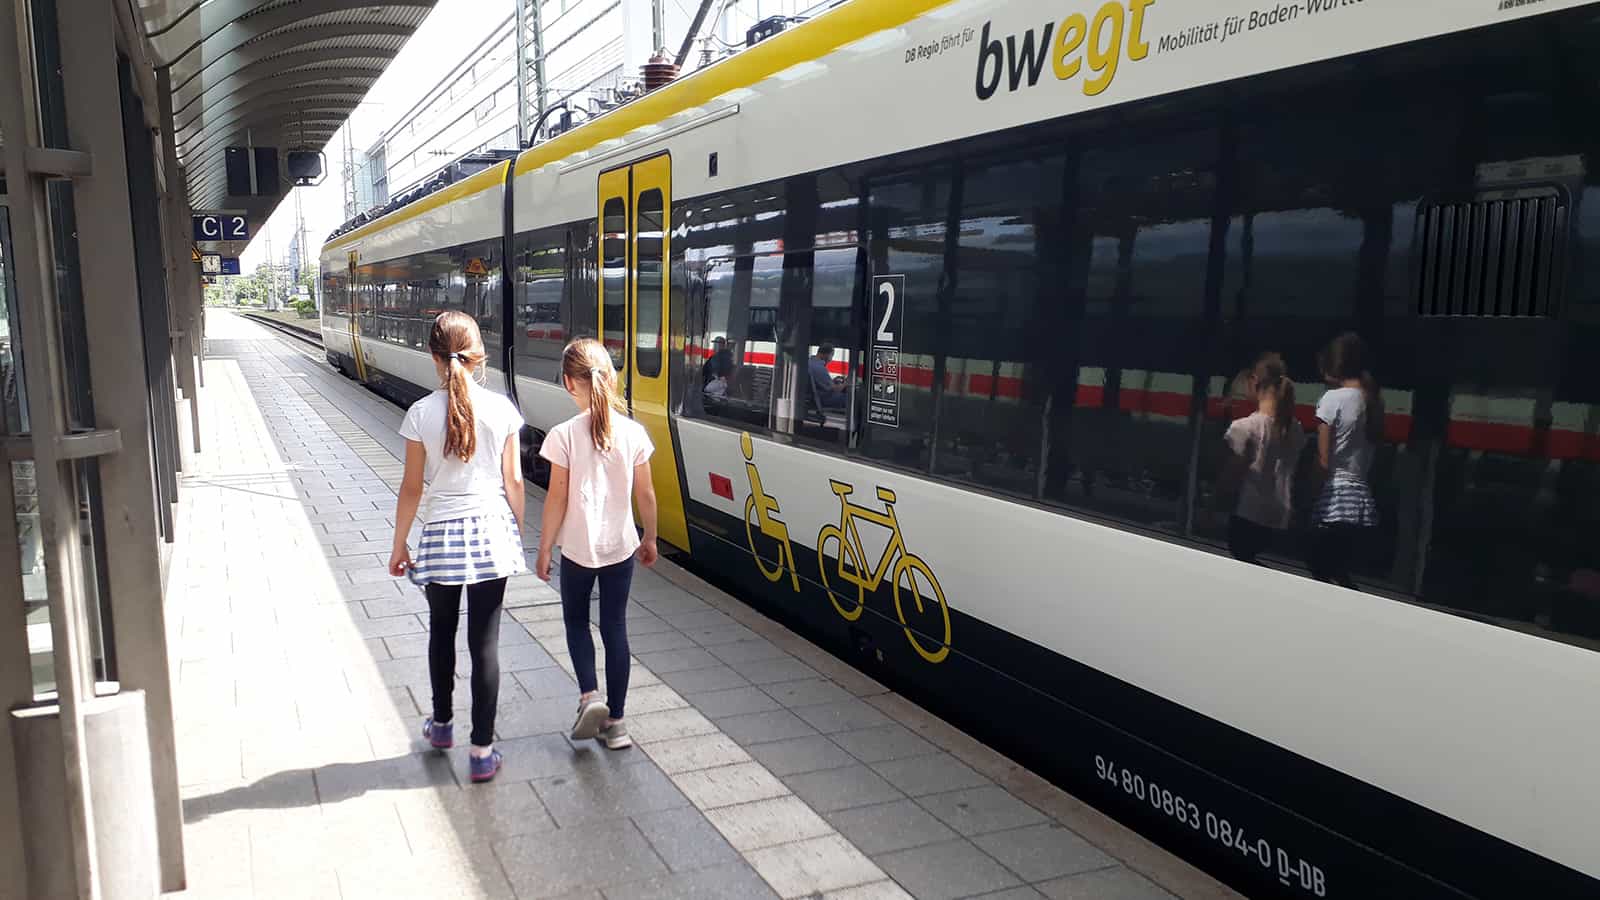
[1315,387,1374,482]
[1224,412,1307,530]
[538,411,653,569]
[398,384,525,523]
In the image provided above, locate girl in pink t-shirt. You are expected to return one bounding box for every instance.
[536,338,657,750]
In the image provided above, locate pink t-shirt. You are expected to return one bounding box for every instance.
[538,411,653,569]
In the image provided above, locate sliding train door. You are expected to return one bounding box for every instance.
[597,155,689,551]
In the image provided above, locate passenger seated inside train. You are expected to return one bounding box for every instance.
[809,344,847,410]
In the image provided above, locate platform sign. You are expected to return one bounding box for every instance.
[220,257,241,276]
[200,253,221,275]
[192,213,248,241]
[464,257,489,277]
[869,274,905,428]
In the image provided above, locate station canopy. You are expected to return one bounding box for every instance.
[139,0,434,256]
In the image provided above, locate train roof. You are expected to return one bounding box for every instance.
[322,0,948,255]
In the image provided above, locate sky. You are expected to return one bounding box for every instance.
[236,0,511,276]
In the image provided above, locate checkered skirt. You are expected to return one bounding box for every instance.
[407,512,526,587]
[1313,472,1379,528]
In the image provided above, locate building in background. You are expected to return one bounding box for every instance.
[342,0,832,221]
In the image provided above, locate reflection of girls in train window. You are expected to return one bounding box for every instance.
[1309,332,1382,588]
[1222,356,1305,565]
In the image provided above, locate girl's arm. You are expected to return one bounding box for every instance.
[501,432,525,532]
[634,461,659,567]
[389,440,426,576]
[1316,422,1333,478]
[536,464,569,581]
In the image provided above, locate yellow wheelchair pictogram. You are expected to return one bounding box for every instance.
[741,433,799,593]
[816,480,951,664]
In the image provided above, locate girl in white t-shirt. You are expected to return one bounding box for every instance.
[536,338,657,751]
[1309,332,1382,588]
[1221,355,1305,564]
[389,311,526,783]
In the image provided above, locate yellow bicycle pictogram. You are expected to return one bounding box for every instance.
[741,433,799,592]
[816,480,951,664]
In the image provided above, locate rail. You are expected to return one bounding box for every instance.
[239,310,322,347]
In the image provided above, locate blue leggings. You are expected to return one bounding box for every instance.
[560,556,634,719]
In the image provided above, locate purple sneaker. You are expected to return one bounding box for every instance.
[469,749,503,783]
[422,717,453,750]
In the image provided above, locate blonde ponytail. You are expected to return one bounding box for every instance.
[562,339,625,452]
[429,311,488,462]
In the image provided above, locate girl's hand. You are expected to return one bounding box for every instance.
[637,538,659,567]
[536,549,553,581]
[388,546,412,578]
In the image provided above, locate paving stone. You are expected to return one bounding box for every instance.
[673,761,790,810]
[531,758,688,826]
[602,861,778,900]
[396,782,557,847]
[1037,866,1176,900]
[635,646,722,674]
[362,594,430,618]
[730,656,822,685]
[745,735,859,777]
[972,822,1117,882]
[624,707,719,743]
[351,614,425,639]
[657,664,751,694]
[515,666,578,700]
[918,786,1048,836]
[793,699,892,734]
[825,798,959,856]
[708,638,789,666]
[876,838,1023,900]
[631,806,744,874]
[820,881,916,900]
[689,685,783,718]
[622,683,690,714]
[974,888,1049,899]
[832,724,939,764]
[383,632,430,659]
[494,819,667,898]
[638,593,714,616]
[498,641,557,672]
[745,834,884,899]
[705,794,834,851]
[762,677,855,709]
[717,709,818,745]
[645,733,752,774]
[312,752,456,803]
[784,764,903,813]
[870,752,989,797]
[496,699,582,739]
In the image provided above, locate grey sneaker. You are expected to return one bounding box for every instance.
[571,699,609,741]
[597,721,632,750]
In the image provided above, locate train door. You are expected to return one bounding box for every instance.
[347,249,370,381]
[597,155,689,551]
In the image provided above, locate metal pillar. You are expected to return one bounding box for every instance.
[517,0,546,146]
[156,67,202,456]
[57,9,185,889]
[0,0,106,895]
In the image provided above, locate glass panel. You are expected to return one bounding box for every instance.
[601,197,628,372]
[635,189,664,378]
[1,206,27,434]
[514,226,568,384]
[14,461,50,697]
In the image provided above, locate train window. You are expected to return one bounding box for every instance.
[932,154,1064,495]
[793,247,860,446]
[695,254,778,432]
[1042,131,1217,534]
[859,170,952,472]
[514,226,567,384]
[601,197,628,372]
[569,221,598,342]
[635,189,664,378]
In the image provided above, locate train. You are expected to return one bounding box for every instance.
[321,2,1600,897]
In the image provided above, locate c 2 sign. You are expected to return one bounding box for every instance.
[192,214,248,242]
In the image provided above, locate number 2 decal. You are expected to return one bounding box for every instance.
[876,280,897,343]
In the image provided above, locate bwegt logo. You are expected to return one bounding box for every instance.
[975,0,1155,101]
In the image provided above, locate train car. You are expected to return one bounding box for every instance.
[321,2,1600,897]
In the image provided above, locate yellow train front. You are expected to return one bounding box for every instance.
[320,2,1600,898]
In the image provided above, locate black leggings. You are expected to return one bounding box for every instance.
[425,578,506,747]
[1309,524,1364,589]
[560,557,633,719]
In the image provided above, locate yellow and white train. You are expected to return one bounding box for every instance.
[322,1,1600,896]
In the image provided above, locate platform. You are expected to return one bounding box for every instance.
[163,311,1242,900]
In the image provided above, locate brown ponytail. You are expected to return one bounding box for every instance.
[1251,355,1297,441]
[429,311,488,461]
[561,338,625,452]
[1319,332,1382,443]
